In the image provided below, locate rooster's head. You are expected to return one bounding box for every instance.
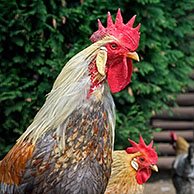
[126,136,158,184]
[90,9,140,93]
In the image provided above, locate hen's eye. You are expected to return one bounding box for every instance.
[140,157,145,162]
[111,43,118,49]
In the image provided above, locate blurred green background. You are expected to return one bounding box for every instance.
[0,0,194,159]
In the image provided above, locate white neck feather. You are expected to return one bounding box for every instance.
[18,37,116,145]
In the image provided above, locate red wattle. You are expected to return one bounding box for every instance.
[136,168,151,184]
[107,56,133,93]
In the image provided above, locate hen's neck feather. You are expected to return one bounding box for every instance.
[105,150,144,194]
[18,36,116,145]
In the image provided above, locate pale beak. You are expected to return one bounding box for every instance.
[126,51,140,62]
[150,164,158,172]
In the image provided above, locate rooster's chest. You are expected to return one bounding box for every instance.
[20,99,113,194]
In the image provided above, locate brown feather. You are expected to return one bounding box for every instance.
[175,136,189,156]
[0,142,35,186]
[0,36,116,194]
[105,151,144,194]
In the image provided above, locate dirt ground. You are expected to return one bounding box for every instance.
[144,171,176,194]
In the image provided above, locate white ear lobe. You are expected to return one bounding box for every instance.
[96,47,107,76]
[131,158,139,171]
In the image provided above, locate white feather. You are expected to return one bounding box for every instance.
[17,36,117,149]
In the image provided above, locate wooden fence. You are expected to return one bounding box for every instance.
[151,72,194,170]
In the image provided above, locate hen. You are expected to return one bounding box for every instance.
[105,136,158,194]
[170,131,189,155]
[0,9,140,194]
[170,132,194,194]
[172,145,194,194]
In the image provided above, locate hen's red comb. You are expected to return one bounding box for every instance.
[170,131,177,142]
[90,8,141,51]
[126,136,158,164]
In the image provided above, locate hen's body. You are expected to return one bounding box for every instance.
[105,137,158,194]
[105,151,144,194]
[172,152,194,194]
[171,133,194,194]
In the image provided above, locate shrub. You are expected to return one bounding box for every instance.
[0,0,194,158]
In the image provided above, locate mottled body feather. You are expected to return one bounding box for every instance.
[0,88,114,194]
[0,10,141,193]
[172,147,194,194]
[0,37,116,194]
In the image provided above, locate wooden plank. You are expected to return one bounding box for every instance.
[157,143,175,156]
[190,71,194,80]
[154,107,194,120]
[152,120,194,130]
[152,72,194,171]
[187,71,194,91]
[157,156,175,170]
[188,87,194,92]
[167,93,194,106]
[176,93,194,106]
[153,130,194,142]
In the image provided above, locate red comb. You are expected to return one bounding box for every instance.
[126,136,158,164]
[90,9,141,51]
[170,131,177,142]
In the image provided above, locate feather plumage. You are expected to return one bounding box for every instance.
[0,10,141,194]
[105,137,158,194]
[105,151,144,194]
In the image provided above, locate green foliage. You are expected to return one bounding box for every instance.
[0,0,194,158]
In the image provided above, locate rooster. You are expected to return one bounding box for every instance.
[0,9,140,194]
[105,136,158,194]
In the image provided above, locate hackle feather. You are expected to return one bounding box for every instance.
[18,36,117,149]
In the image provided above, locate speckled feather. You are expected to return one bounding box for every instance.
[0,37,116,194]
[0,93,113,194]
[172,148,194,194]
[0,10,141,193]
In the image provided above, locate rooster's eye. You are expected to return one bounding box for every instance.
[111,43,118,49]
[140,157,145,162]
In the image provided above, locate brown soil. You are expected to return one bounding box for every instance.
[144,171,176,194]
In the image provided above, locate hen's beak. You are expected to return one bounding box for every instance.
[150,164,158,172]
[126,51,139,62]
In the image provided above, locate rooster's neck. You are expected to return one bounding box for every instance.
[17,37,116,147]
[88,58,106,98]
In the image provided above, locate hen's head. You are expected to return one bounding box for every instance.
[90,9,140,93]
[126,136,158,184]
[170,131,178,150]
